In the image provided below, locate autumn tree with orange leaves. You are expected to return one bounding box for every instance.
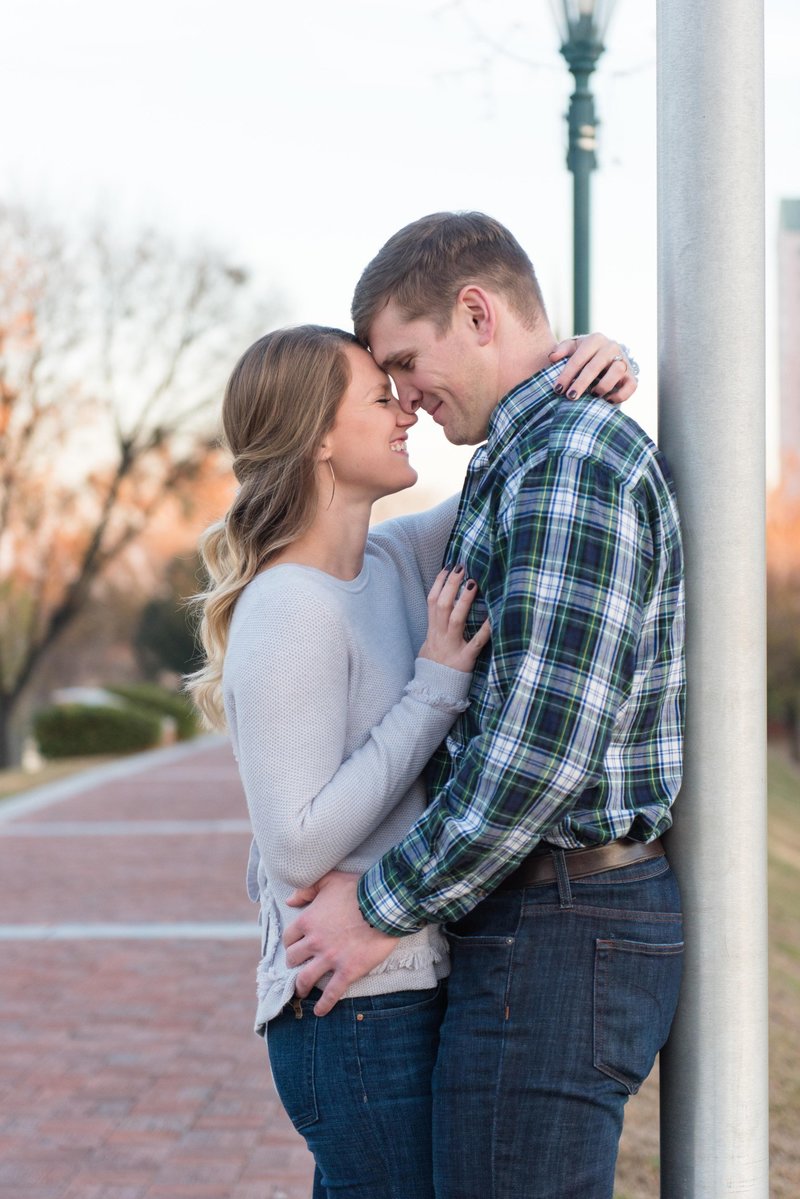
[0,204,278,765]
[767,476,800,759]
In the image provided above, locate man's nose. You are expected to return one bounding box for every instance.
[396,384,423,414]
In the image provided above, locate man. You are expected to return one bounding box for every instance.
[284,212,685,1198]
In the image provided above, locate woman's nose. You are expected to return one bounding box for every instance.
[396,403,418,428]
[396,385,423,414]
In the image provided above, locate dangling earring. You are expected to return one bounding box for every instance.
[325,459,336,509]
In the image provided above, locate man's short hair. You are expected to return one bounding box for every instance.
[351,211,547,346]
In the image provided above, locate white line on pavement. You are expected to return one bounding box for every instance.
[0,820,252,836]
[0,922,258,940]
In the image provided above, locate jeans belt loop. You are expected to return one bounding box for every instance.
[551,848,573,908]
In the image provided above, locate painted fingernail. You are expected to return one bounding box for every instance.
[554,383,563,395]
[567,389,577,400]
[454,563,465,573]
[466,580,476,590]
[443,562,453,571]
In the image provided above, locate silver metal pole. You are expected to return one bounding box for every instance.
[656,2,769,1196]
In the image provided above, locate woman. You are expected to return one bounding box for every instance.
[187,325,635,1198]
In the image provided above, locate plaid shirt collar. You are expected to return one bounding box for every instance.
[470,359,566,472]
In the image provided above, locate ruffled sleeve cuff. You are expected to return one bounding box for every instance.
[405,656,472,713]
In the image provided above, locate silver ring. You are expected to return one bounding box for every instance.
[618,344,640,377]
[611,355,624,363]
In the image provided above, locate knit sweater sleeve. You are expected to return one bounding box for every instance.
[226,589,471,889]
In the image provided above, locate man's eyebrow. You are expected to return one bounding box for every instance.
[377,348,413,371]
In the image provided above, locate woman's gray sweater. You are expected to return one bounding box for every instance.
[223,496,466,1032]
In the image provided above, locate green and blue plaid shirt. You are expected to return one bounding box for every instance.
[359,361,685,934]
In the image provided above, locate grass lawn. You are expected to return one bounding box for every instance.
[766,747,800,1196]
[615,745,800,1198]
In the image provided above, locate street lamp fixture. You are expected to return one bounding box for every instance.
[552,0,616,333]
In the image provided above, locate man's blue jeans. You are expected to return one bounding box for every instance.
[266,982,445,1198]
[431,853,684,1199]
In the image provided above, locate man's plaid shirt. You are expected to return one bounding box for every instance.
[359,361,685,934]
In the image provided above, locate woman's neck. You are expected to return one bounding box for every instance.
[270,494,373,581]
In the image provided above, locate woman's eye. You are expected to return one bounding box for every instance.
[376,396,391,405]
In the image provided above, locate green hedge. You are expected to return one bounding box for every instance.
[105,683,200,740]
[33,703,162,759]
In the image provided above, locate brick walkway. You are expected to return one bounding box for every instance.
[0,738,315,1199]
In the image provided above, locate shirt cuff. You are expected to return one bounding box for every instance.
[357,859,428,935]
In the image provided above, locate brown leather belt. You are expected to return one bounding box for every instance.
[497,837,665,890]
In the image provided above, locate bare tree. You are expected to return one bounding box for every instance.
[0,203,279,765]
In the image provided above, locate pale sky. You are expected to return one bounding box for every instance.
[1,0,796,493]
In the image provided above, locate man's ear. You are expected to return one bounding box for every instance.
[456,285,495,346]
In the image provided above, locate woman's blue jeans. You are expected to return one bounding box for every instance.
[431,853,683,1199]
[266,982,445,1198]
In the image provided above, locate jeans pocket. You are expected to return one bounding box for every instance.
[354,983,445,1020]
[266,1006,320,1131]
[354,988,444,1106]
[445,927,516,1019]
[593,936,684,1094]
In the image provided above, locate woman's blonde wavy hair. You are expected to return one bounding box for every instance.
[186,324,359,728]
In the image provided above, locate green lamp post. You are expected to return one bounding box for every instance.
[552,0,616,333]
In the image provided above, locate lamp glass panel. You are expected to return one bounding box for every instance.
[554,0,616,40]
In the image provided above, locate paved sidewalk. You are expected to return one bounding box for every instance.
[0,738,315,1199]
